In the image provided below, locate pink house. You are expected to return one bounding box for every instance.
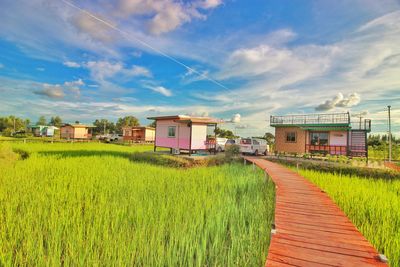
[147,115,220,155]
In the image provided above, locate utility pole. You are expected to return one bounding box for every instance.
[388,105,392,162]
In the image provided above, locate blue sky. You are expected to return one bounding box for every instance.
[0,0,399,136]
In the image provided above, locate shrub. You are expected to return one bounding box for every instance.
[225,144,240,159]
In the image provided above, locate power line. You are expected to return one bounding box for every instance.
[60,0,233,94]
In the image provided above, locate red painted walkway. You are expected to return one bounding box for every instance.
[244,157,387,267]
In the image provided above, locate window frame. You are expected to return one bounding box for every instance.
[168,126,176,138]
[310,132,329,145]
[285,132,297,143]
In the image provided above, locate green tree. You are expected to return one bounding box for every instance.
[0,116,27,136]
[116,116,140,133]
[36,116,47,126]
[49,116,63,127]
[214,127,236,139]
[93,119,116,135]
[264,132,275,144]
[148,120,156,128]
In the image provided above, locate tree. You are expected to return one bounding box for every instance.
[93,119,116,135]
[36,116,47,126]
[116,116,140,133]
[214,127,236,139]
[0,116,27,136]
[264,132,275,144]
[148,120,156,128]
[50,116,63,127]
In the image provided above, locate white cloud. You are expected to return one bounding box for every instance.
[63,61,81,68]
[231,113,241,123]
[217,44,339,83]
[117,0,221,35]
[64,79,85,87]
[36,67,45,71]
[315,93,361,111]
[71,11,116,42]
[33,79,85,99]
[34,84,65,99]
[84,61,152,82]
[200,0,223,9]
[146,85,173,97]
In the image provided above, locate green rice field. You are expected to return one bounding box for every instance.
[0,143,275,266]
[298,169,400,267]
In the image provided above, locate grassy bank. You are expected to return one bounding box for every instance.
[298,169,400,266]
[0,142,274,266]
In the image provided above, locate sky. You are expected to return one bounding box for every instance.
[0,0,399,136]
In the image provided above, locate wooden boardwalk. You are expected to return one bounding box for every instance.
[244,157,387,267]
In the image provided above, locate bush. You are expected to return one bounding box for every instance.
[225,145,240,159]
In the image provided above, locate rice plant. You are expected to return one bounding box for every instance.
[0,143,274,266]
[298,169,400,267]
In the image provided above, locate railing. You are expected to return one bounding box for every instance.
[306,144,347,155]
[306,144,367,156]
[350,119,371,131]
[270,113,350,126]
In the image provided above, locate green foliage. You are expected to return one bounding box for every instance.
[214,127,236,139]
[225,144,241,160]
[93,119,116,135]
[270,158,400,180]
[36,115,47,126]
[0,142,274,266]
[116,116,140,133]
[0,143,19,166]
[0,116,29,136]
[263,132,275,144]
[299,169,400,267]
[49,116,62,127]
[148,120,156,128]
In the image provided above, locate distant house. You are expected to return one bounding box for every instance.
[60,123,94,139]
[270,112,371,157]
[30,125,58,137]
[122,126,155,142]
[147,115,221,155]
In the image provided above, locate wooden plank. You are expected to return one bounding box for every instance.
[244,157,387,267]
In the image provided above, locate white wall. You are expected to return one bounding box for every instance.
[329,131,347,146]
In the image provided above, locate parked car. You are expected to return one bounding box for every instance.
[216,137,228,152]
[104,134,123,142]
[240,138,269,155]
[225,139,238,149]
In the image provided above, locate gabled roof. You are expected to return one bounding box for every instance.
[62,123,95,128]
[122,126,155,130]
[147,115,222,124]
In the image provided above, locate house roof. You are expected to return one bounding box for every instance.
[62,123,95,128]
[147,115,222,124]
[30,125,58,129]
[122,126,155,130]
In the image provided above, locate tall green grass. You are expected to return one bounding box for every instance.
[298,169,400,266]
[0,143,274,266]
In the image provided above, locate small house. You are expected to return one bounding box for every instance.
[30,125,58,137]
[147,115,221,155]
[270,112,371,157]
[122,126,155,142]
[60,123,94,139]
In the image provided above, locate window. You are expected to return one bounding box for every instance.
[252,139,260,145]
[168,126,176,138]
[310,132,329,145]
[240,138,251,145]
[286,132,296,143]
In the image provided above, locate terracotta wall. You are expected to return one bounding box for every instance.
[274,127,306,154]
